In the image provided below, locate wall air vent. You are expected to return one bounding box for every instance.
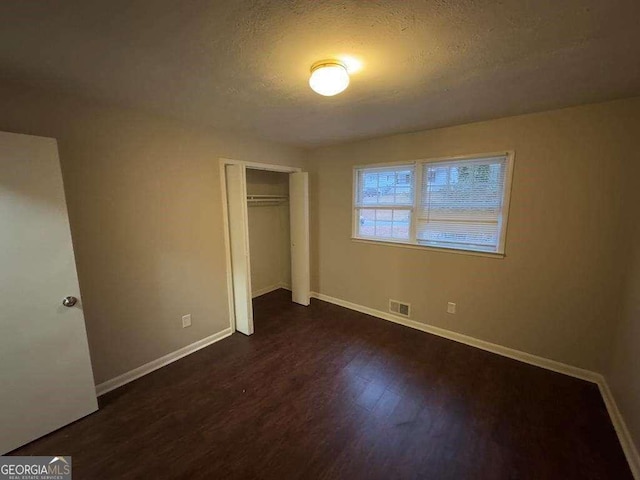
[389,299,411,318]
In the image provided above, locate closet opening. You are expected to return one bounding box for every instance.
[246,169,291,298]
[221,159,310,336]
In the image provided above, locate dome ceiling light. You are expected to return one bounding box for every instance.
[309,60,350,96]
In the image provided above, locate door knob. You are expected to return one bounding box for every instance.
[62,296,78,307]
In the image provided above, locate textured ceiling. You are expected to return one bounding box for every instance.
[0,0,639,147]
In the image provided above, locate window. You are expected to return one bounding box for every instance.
[353,153,513,255]
[354,165,414,241]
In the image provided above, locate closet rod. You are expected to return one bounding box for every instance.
[246,194,289,206]
[246,194,288,200]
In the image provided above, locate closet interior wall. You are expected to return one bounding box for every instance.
[246,169,291,296]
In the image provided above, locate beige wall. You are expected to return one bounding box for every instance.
[3,74,639,442]
[246,169,291,294]
[308,97,640,373]
[0,81,304,384]
[607,155,640,452]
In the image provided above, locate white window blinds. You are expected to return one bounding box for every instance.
[352,153,513,255]
[417,155,509,253]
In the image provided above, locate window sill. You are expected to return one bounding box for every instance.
[350,237,506,259]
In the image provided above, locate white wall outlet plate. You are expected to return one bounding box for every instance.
[447,302,456,314]
[182,314,192,328]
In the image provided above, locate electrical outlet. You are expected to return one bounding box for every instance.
[447,302,456,314]
[182,314,192,328]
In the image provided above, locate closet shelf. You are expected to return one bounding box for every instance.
[247,194,289,205]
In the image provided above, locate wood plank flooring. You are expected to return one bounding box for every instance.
[12,289,632,479]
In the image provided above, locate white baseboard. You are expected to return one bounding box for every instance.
[95,327,233,396]
[310,292,599,382]
[310,291,639,478]
[97,282,292,395]
[598,379,640,479]
[252,282,291,298]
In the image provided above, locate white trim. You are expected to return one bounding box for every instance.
[310,292,597,381]
[309,291,640,478]
[252,283,291,298]
[95,328,233,396]
[220,158,302,173]
[409,163,422,243]
[225,163,254,335]
[289,172,311,306]
[350,237,506,259]
[598,379,640,479]
[353,151,513,170]
[220,161,237,333]
[498,151,515,255]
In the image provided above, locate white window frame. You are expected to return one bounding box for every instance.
[352,163,416,244]
[352,151,515,257]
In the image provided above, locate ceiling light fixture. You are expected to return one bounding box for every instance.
[309,60,350,96]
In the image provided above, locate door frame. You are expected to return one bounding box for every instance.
[219,158,303,333]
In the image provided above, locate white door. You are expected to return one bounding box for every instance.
[289,172,310,306]
[0,131,98,454]
[225,164,254,335]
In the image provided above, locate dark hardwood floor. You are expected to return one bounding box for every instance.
[12,289,631,479]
